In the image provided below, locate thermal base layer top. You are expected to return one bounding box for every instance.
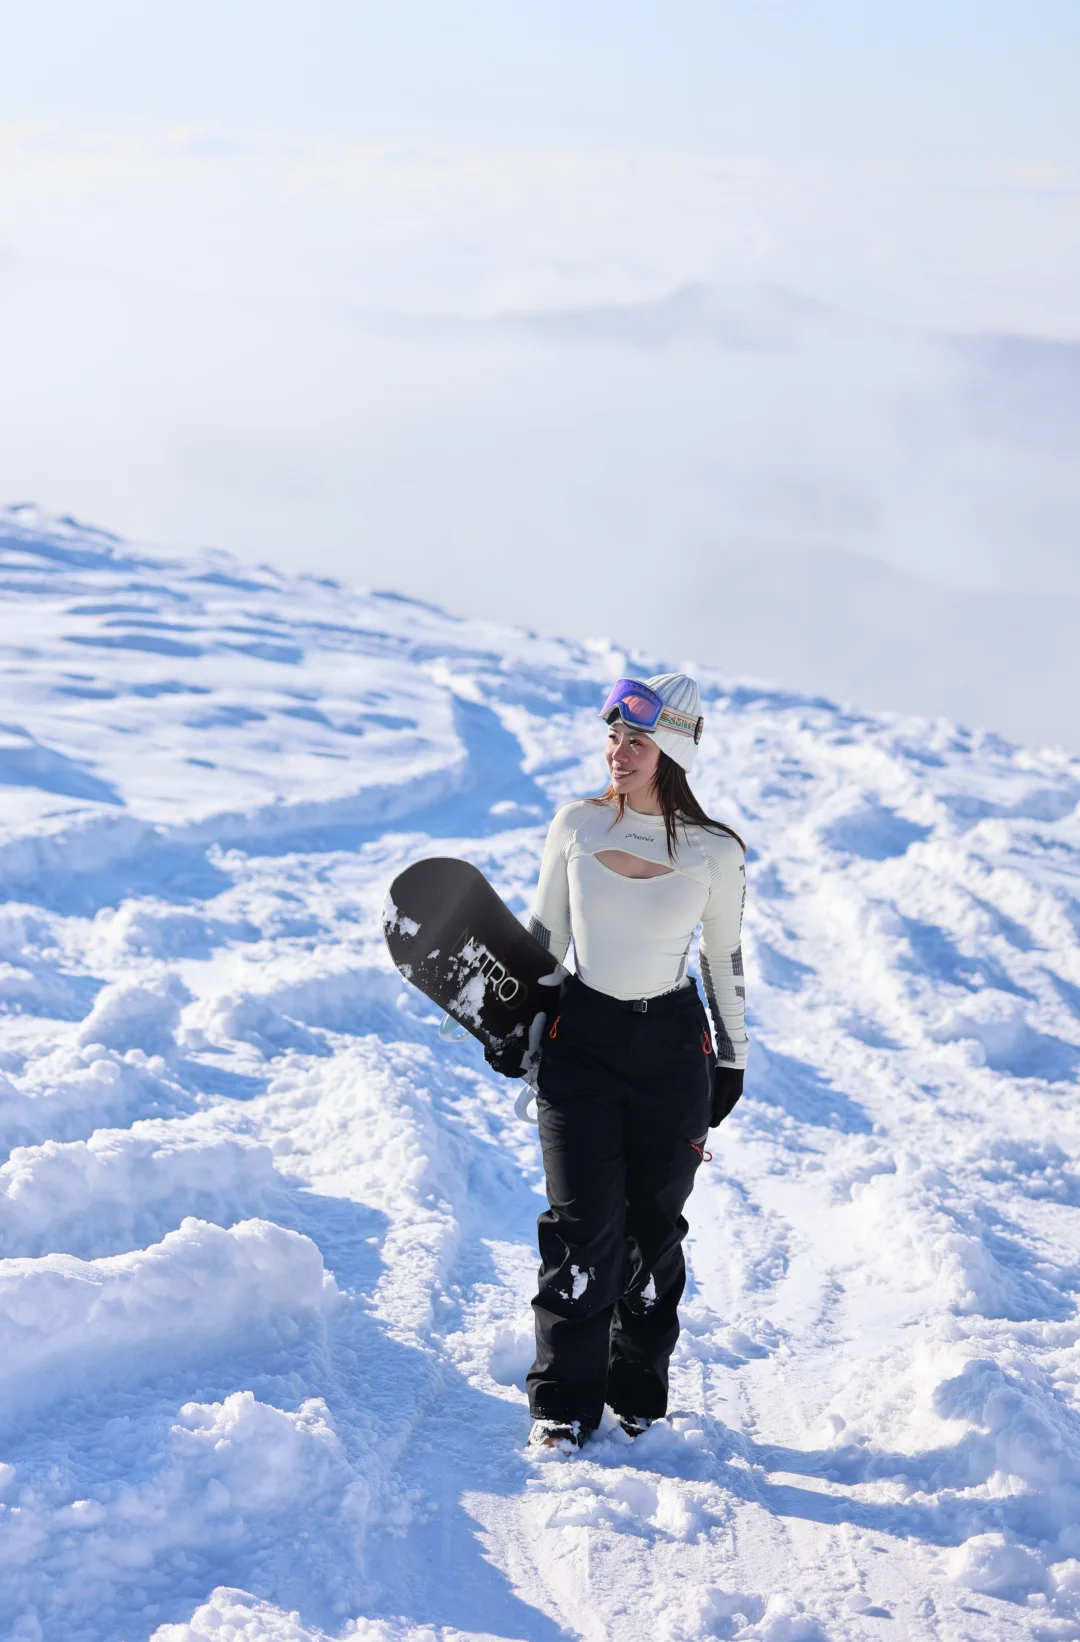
[528,799,748,1069]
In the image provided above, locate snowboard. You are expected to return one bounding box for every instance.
[383,857,567,1079]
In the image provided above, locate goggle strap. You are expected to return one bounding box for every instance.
[656,706,705,743]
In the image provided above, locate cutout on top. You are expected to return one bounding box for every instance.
[593,849,674,880]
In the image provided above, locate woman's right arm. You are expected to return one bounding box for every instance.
[529,808,573,963]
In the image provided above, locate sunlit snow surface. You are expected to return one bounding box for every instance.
[1,505,1080,1642]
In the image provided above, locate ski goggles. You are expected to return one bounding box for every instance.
[599,678,704,744]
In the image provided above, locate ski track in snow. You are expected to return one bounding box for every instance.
[0,505,1079,1642]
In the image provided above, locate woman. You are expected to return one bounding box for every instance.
[490,672,748,1450]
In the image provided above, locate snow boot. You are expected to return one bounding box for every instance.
[614,1413,654,1439]
[528,1419,591,1451]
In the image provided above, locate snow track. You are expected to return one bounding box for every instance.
[1,506,1079,1640]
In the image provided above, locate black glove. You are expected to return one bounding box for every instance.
[484,1037,525,1079]
[710,1066,744,1127]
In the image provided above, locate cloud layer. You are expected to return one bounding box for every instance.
[2,127,1079,746]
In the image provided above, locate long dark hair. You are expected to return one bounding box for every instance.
[591,751,746,859]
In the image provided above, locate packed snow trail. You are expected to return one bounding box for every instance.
[0,505,1079,1642]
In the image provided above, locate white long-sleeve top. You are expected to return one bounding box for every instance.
[529,800,748,1069]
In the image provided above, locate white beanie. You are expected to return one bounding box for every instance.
[644,672,703,771]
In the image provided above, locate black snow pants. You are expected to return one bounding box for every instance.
[527,974,714,1431]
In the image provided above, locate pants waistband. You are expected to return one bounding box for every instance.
[564,973,699,1018]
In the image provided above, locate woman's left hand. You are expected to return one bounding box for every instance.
[483,1039,528,1078]
[710,1066,744,1126]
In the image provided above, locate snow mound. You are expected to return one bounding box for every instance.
[0,1041,188,1152]
[0,1122,282,1259]
[78,974,191,1056]
[2,1391,370,1639]
[1,507,1079,1641]
[0,1217,338,1421]
[152,1590,432,1642]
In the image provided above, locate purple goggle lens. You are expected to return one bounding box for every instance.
[599,678,665,730]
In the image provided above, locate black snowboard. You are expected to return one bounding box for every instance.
[383,857,567,1078]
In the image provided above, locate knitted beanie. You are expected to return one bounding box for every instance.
[644,672,703,772]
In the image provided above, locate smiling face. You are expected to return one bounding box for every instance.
[605,719,663,811]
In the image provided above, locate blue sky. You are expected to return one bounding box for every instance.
[3,0,1079,161]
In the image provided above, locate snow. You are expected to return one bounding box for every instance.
[0,505,1079,1640]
